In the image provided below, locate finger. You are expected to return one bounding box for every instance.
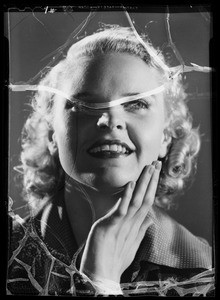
[135,217,154,245]
[131,161,161,225]
[126,165,154,217]
[141,160,162,210]
[111,181,136,219]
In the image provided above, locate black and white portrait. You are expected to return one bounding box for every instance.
[5,4,215,296]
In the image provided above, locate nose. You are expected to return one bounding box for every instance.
[96,108,126,131]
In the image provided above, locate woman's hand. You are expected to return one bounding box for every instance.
[79,161,162,284]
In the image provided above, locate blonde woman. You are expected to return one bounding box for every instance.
[7,26,212,296]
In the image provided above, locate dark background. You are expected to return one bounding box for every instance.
[6,7,213,244]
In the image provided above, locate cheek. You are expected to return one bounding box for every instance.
[54,112,96,177]
[53,115,79,174]
[131,118,165,159]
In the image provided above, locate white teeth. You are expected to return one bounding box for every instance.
[101,145,110,151]
[117,145,122,152]
[89,144,129,154]
[109,145,118,152]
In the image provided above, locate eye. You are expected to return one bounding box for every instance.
[65,99,83,112]
[123,99,151,111]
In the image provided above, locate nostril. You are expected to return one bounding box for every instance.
[116,124,123,130]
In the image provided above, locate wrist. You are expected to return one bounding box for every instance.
[80,268,122,295]
[80,265,120,283]
[92,278,123,295]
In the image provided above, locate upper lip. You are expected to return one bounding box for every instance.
[87,139,135,152]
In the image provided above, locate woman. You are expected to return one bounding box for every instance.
[7,26,212,296]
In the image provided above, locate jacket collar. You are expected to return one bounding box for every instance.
[132,206,212,270]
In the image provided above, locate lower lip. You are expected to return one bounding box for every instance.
[87,151,132,159]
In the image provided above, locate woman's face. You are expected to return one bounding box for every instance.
[52,53,170,193]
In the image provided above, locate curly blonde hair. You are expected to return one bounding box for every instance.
[18,26,201,211]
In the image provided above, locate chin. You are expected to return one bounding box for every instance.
[92,173,134,193]
[74,168,139,193]
[93,182,126,195]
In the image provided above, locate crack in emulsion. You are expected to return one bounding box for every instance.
[7,212,215,296]
[121,269,215,296]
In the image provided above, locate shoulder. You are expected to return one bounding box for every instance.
[137,206,212,270]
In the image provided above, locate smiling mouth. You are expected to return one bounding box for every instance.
[87,140,134,159]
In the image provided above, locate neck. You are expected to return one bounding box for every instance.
[64,176,124,246]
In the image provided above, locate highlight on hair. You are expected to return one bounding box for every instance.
[17,26,201,211]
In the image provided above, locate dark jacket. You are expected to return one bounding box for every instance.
[7,196,214,296]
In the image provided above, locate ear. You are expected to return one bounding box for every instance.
[159,130,172,158]
[48,131,58,155]
[48,130,55,142]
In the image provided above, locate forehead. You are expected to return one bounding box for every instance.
[63,53,162,97]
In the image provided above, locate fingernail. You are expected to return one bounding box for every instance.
[148,165,155,174]
[155,161,162,170]
[130,181,136,189]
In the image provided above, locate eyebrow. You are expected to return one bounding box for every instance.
[122,92,143,97]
